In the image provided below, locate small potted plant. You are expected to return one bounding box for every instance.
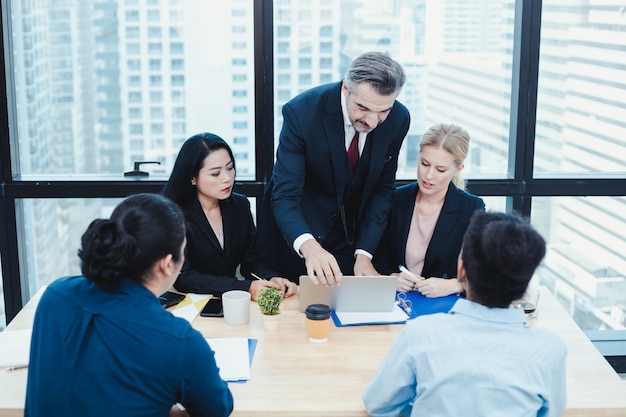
[257,287,282,332]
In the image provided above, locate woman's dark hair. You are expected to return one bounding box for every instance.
[161,132,235,205]
[78,193,186,286]
[461,211,546,308]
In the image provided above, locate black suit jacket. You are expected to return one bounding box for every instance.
[374,182,485,278]
[255,82,410,280]
[174,193,279,295]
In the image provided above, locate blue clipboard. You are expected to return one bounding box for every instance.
[330,292,460,327]
[400,291,460,320]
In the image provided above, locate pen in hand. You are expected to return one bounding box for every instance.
[398,265,418,280]
[252,273,288,295]
[398,265,421,293]
[251,273,265,281]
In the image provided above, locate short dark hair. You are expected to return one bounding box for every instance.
[461,211,546,307]
[161,132,235,205]
[344,51,406,96]
[78,193,186,285]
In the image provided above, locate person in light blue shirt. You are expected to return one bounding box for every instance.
[25,193,233,417]
[363,211,567,417]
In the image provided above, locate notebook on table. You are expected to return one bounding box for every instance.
[298,275,398,313]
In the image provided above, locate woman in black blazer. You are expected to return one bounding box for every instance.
[373,123,485,297]
[162,133,297,300]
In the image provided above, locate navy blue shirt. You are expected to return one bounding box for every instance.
[25,276,233,417]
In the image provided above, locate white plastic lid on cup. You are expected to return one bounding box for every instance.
[222,290,251,326]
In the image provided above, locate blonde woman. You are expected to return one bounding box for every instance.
[373,123,485,297]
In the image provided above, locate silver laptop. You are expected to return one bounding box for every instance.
[298,275,397,313]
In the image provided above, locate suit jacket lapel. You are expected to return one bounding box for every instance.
[219,198,234,256]
[396,183,418,264]
[323,83,349,209]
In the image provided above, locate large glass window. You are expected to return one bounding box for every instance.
[535,2,626,175]
[532,197,626,331]
[273,1,515,180]
[8,0,255,180]
[3,0,625,348]
[531,1,626,336]
[5,1,257,315]
[16,198,122,298]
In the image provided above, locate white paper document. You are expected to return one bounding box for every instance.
[0,328,32,368]
[188,293,210,303]
[169,294,211,323]
[334,304,409,326]
[171,302,200,323]
[205,337,250,382]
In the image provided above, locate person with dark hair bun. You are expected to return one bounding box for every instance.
[162,132,297,300]
[25,193,233,417]
[364,211,567,417]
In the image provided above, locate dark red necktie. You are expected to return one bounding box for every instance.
[348,131,359,172]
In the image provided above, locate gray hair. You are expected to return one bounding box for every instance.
[344,51,406,96]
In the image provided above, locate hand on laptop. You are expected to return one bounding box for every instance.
[353,254,379,276]
[300,239,342,286]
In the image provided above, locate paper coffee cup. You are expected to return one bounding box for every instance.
[305,304,331,342]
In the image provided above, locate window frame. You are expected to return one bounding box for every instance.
[1,0,625,353]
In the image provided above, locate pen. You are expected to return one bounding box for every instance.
[7,364,28,371]
[398,265,418,279]
[251,273,266,281]
[252,273,288,294]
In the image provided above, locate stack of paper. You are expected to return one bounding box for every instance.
[332,304,410,327]
[205,337,257,382]
[0,328,32,368]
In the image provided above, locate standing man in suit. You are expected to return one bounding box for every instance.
[256,51,410,286]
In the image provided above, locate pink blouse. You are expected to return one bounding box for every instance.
[405,205,441,277]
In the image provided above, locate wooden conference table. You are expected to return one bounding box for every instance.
[1,286,626,416]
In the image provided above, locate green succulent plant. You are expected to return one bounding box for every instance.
[257,287,282,315]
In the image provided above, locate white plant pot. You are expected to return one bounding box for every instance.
[262,313,280,332]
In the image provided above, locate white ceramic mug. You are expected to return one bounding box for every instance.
[222,290,251,325]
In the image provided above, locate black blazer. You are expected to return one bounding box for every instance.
[174,193,279,295]
[255,82,410,279]
[374,182,485,278]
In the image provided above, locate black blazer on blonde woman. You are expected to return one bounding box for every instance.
[373,182,485,279]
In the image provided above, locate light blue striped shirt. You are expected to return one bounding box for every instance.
[363,298,567,417]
